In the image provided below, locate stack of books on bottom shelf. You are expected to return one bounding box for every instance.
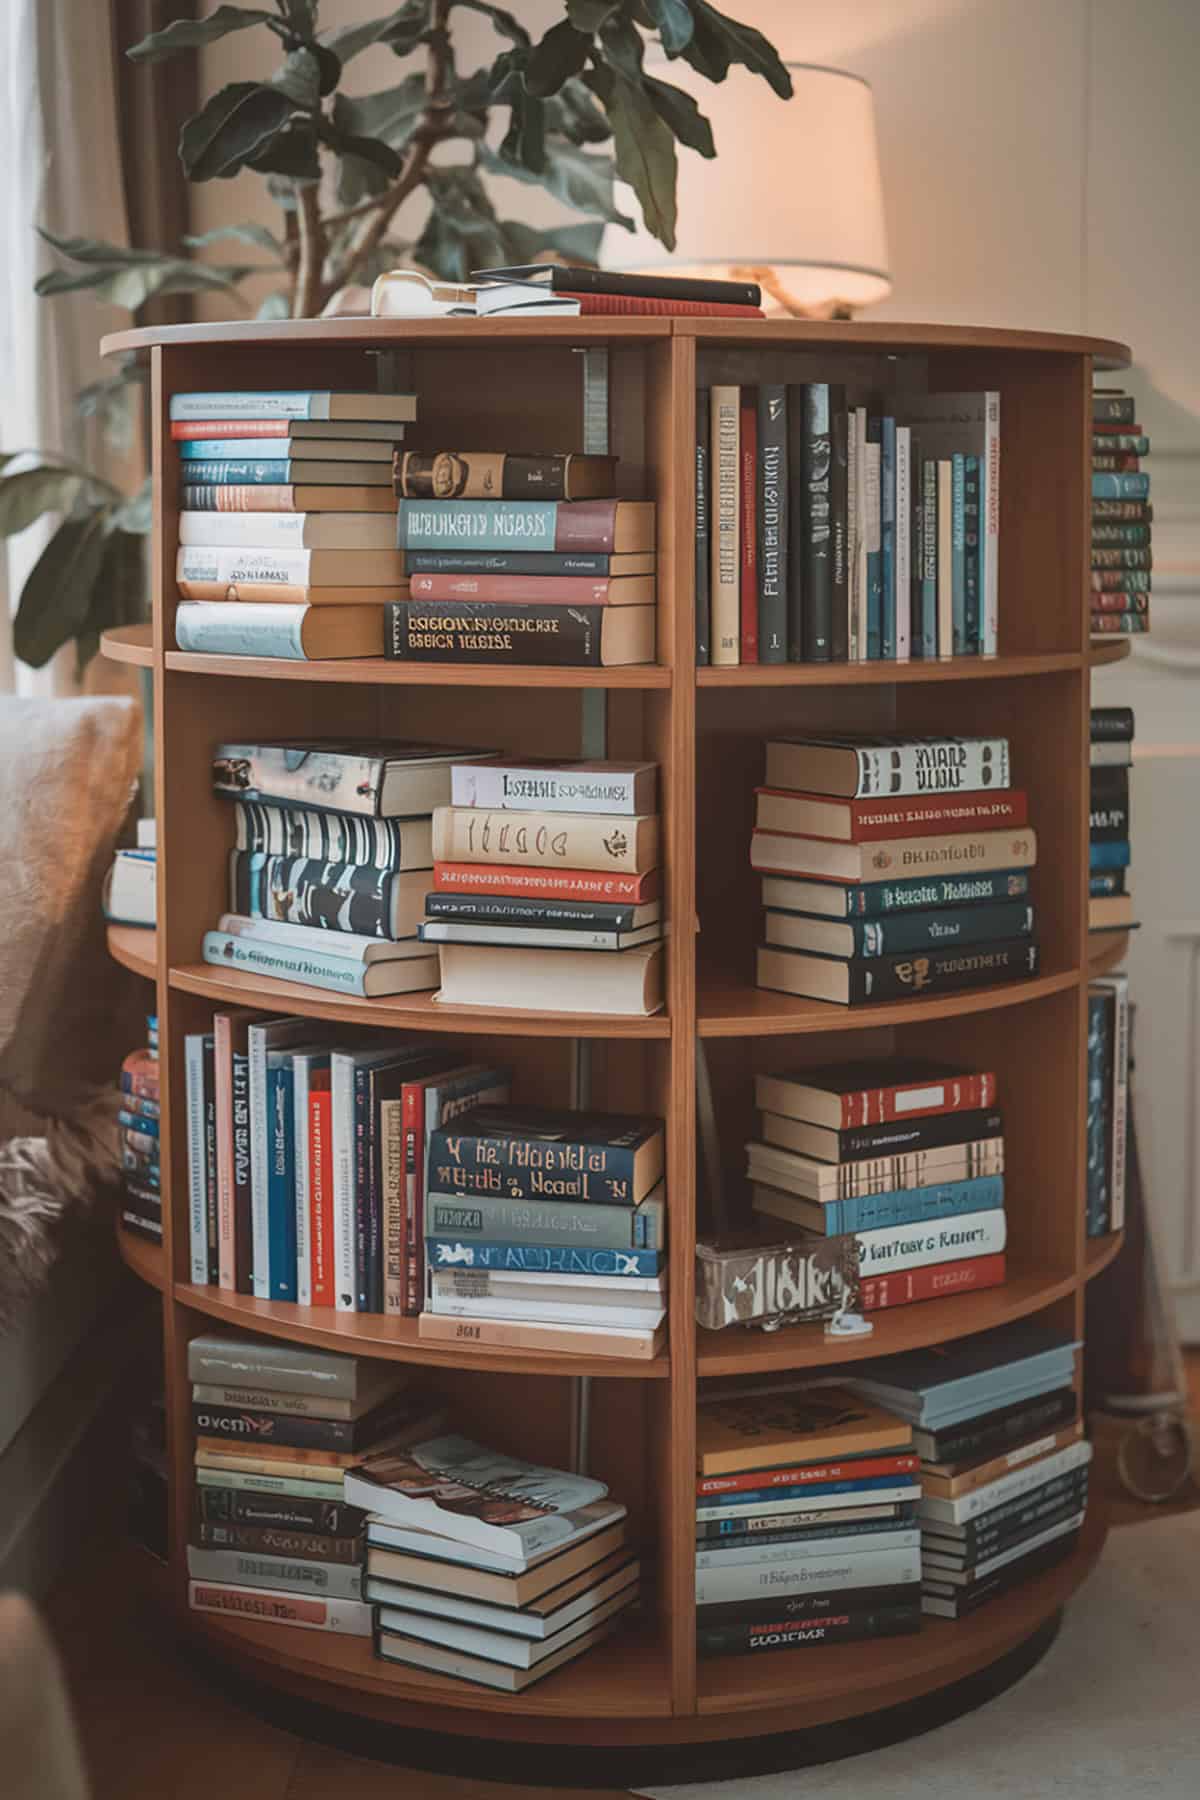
[1092,389,1151,638]
[186,1335,434,1636]
[752,733,1038,1005]
[428,756,664,1017]
[351,1434,637,1690]
[1087,974,1129,1237]
[847,1324,1089,1620]
[119,1024,161,1241]
[748,1060,1006,1312]
[422,1105,667,1360]
[1090,707,1136,933]
[693,1388,922,1657]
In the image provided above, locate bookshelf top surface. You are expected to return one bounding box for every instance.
[101,315,1132,366]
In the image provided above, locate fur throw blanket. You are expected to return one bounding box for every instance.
[0,697,142,1329]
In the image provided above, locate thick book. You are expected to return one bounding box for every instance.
[696,1523,918,1570]
[920,1422,1084,1499]
[427,1106,663,1208]
[697,1603,920,1656]
[177,459,393,487]
[859,1251,1006,1313]
[756,1061,996,1129]
[757,1121,1003,1190]
[188,1580,372,1635]
[763,867,1030,922]
[1092,499,1151,521]
[375,1612,626,1692]
[752,825,1037,884]
[169,390,416,423]
[196,1466,344,1502]
[395,451,614,502]
[963,453,981,651]
[880,416,897,657]
[184,1033,215,1286]
[234,801,424,871]
[802,383,833,660]
[407,572,651,606]
[449,759,655,817]
[180,485,396,514]
[431,806,657,876]
[385,600,654,667]
[230,851,428,942]
[180,437,393,465]
[1093,974,1129,1231]
[847,1209,1005,1280]
[477,288,760,319]
[216,914,430,967]
[695,1501,912,1540]
[695,387,711,664]
[864,415,883,657]
[203,930,439,998]
[188,1397,414,1458]
[711,385,741,665]
[755,785,1026,842]
[178,512,396,550]
[426,1240,662,1279]
[192,1520,363,1563]
[472,264,761,305]
[1092,472,1150,499]
[765,734,1009,798]
[172,418,407,442]
[915,1387,1079,1466]
[829,391,850,660]
[1090,613,1149,635]
[421,919,661,953]
[186,1545,364,1601]
[176,545,406,590]
[395,498,653,555]
[738,393,758,663]
[186,1335,390,1405]
[695,1387,911,1477]
[696,1541,921,1609]
[427,1265,664,1330]
[751,1171,1004,1238]
[175,602,384,660]
[372,1549,636,1643]
[1092,393,1135,422]
[195,1486,366,1535]
[763,897,1033,961]
[436,939,663,1017]
[757,385,788,662]
[847,1324,1077,1426]
[425,1184,666,1252]
[213,739,487,816]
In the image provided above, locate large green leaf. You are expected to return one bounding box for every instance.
[499,218,605,266]
[126,5,277,63]
[606,76,677,248]
[454,2,531,47]
[478,141,633,227]
[184,222,286,260]
[75,360,145,454]
[0,467,92,536]
[13,509,110,668]
[543,76,611,145]
[73,518,148,676]
[682,2,792,97]
[180,82,300,181]
[279,0,317,38]
[319,3,431,62]
[500,89,546,173]
[273,47,322,109]
[643,73,714,155]
[643,0,694,55]
[36,229,174,267]
[246,125,323,181]
[526,21,590,97]
[37,255,254,309]
[330,75,427,147]
[415,167,510,282]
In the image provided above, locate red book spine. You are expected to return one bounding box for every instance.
[1091,569,1150,591]
[838,1069,997,1128]
[1092,422,1142,436]
[757,788,1028,843]
[309,1079,334,1307]
[171,420,293,439]
[1090,612,1147,632]
[696,1452,920,1498]
[432,861,659,904]
[739,400,759,663]
[860,1252,1006,1312]
[1091,453,1141,472]
[409,574,617,605]
[563,292,763,318]
[1091,590,1149,612]
[401,1080,425,1318]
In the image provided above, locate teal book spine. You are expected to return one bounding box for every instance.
[424,1193,666,1251]
[1092,472,1150,499]
[177,460,317,484]
[963,455,981,652]
[951,453,967,654]
[825,868,1033,919]
[203,931,374,997]
[266,1054,298,1303]
[815,897,1035,956]
[819,1173,1005,1237]
[920,459,938,657]
[425,1240,664,1277]
[1089,840,1131,870]
[398,499,559,552]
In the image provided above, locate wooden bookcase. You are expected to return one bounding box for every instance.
[101,316,1128,1747]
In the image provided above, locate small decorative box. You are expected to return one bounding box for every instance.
[695,1229,860,1333]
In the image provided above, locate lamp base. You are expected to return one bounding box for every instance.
[728,265,855,320]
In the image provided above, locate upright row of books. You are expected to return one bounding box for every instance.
[750,732,1038,1005]
[697,386,999,666]
[1092,389,1150,637]
[1087,974,1129,1238]
[119,1021,160,1241]
[188,1333,640,1690]
[745,1058,1007,1313]
[1090,706,1135,933]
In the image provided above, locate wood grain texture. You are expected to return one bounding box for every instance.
[116,1221,165,1291]
[1085,1230,1125,1281]
[106,924,156,979]
[164,653,671,689]
[1090,638,1132,666]
[697,968,1081,1036]
[696,652,1083,687]
[1088,932,1132,976]
[100,622,154,667]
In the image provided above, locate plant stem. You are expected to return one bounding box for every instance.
[293,183,326,318]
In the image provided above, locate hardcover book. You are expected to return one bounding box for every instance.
[212,740,492,816]
[385,600,655,667]
[696,1387,912,1476]
[756,938,1039,1005]
[426,1106,663,1208]
[431,806,658,875]
[765,734,1010,798]
[449,759,655,817]
[395,451,615,502]
[395,498,654,555]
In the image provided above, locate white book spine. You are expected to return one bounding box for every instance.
[696,1483,921,1523]
[696,1542,920,1606]
[918,1439,1093,1526]
[854,405,868,660]
[178,545,317,584]
[895,426,911,660]
[426,1294,664,1330]
[983,391,1000,653]
[852,737,1010,795]
[179,512,396,550]
[184,1034,209,1285]
[293,1055,313,1308]
[710,386,740,665]
[853,1208,1006,1278]
[449,764,644,815]
[175,602,308,658]
[188,1580,373,1635]
[696,1528,919,1570]
[171,392,328,420]
[331,1054,358,1313]
[247,1026,273,1299]
[217,913,388,963]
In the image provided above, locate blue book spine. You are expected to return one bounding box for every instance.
[880,417,896,658]
[702,1474,917,1510]
[1090,840,1131,871]
[820,1174,1005,1237]
[202,931,375,998]
[827,896,1034,955]
[1090,871,1125,897]
[1085,992,1111,1236]
[397,499,562,553]
[178,460,311,484]
[921,459,938,657]
[951,453,967,653]
[866,416,882,657]
[118,1108,159,1137]
[266,1056,297,1302]
[425,1240,664,1277]
[178,439,306,461]
[1092,472,1150,499]
[834,868,1033,919]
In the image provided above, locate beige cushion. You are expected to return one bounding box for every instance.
[0,1592,89,1799]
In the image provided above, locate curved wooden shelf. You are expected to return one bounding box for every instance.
[100,622,154,667]
[163,650,670,689]
[1085,1230,1125,1281]
[697,967,1079,1038]
[697,1266,1076,1378]
[117,1222,164,1291]
[1090,638,1132,666]
[698,652,1082,688]
[106,923,157,979]
[168,961,669,1040]
[697,1510,1108,1720]
[174,1282,667,1378]
[1088,930,1130,976]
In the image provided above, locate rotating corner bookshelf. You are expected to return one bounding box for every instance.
[101,314,1128,1747]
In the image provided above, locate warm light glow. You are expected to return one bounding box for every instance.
[605,63,892,314]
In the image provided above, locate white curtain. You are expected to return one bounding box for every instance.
[0,0,138,697]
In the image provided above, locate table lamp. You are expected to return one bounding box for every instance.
[606,62,891,318]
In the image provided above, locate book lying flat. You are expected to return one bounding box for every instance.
[365,1515,628,1592]
[375,1610,627,1691]
[367,1551,638,1638]
[175,601,384,660]
[376,1580,638,1669]
[434,940,665,1017]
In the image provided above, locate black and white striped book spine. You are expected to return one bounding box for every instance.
[234,800,408,868]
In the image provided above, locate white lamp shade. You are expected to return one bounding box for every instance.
[604,63,891,310]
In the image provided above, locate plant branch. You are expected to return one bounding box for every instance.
[293,182,326,317]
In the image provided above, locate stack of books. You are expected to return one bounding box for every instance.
[351,1432,638,1690]
[170,387,415,662]
[388,468,657,668]
[102,818,156,927]
[696,385,999,666]
[421,1105,667,1361]
[1086,973,1129,1237]
[747,1060,1007,1311]
[183,1010,509,1314]
[848,1325,1090,1619]
[693,1386,922,1656]
[751,733,1038,1004]
[119,1022,160,1242]
[1092,390,1150,638]
[1090,707,1135,932]
[187,1335,437,1637]
[425,756,665,1017]
[201,738,494,998]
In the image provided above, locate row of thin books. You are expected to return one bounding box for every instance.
[697,386,999,665]
[1091,390,1150,637]
[167,386,657,668]
[184,1018,668,1356]
[201,740,666,1017]
[740,1059,1007,1314]
[186,1334,638,1689]
[750,732,1037,1004]
[119,1019,159,1241]
[1090,706,1135,933]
